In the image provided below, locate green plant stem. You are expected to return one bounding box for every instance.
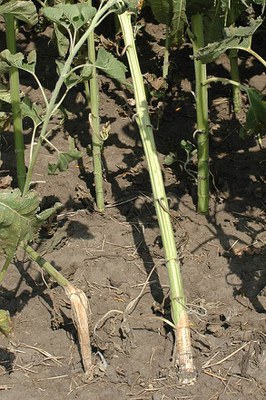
[22,0,118,196]
[228,48,242,113]
[203,77,241,87]
[23,243,69,287]
[190,14,209,214]
[118,11,195,385]
[4,14,26,192]
[87,0,104,212]
[226,10,242,113]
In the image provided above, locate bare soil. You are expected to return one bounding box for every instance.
[0,12,266,400]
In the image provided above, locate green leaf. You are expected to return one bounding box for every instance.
[54,24,70,57]
[20,96,43,126]
[96,47,127,84]
[43,3,96,29]
[36,202,62,223]
[48,149,82,174]
[56,59,80,88]
[240,87,266,138]
[0,0,38,26]
[0,310,12,337]
[163,152,178,166]
[0,49,24,69]
[0,82,11,103]
[0,49,36,73]
[196,18,263,63]
[22,50,37,74]
[80,65,93,80]
[170,0,187,45]
[0,189,39,260]
[147,0,171,25]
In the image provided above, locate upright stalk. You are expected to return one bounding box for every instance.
[118,11,196,385]
[86,0,105,212]
[190,14,209,214]
[22,0,118,195]
[4,14,26,192]
[227,11,242,114]
[162,25,170,79]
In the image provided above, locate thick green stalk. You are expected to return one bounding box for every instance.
[87,0,105,212]
[23,0,118,195]
[191,14,209,214]
[4,14,26,192]
[228,48,242,113]
[118,11,195,384]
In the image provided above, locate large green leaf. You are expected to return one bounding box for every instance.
[0,189,39,260]
[196,18,263,63]
[240,87,266,138]
[0,189,62,264]
[0,0,38,26]
[96,47,127,84]
[0,49,36,74]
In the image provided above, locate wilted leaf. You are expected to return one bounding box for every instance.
[0,82,11,103]
[0,189,62,268]
[0,49,24,69]
[0,310,13,337]
[48,149,82,174]
[96,47,127,83]
[0,189,39,260]
[22,50,36,74]
[0,49,36,74]
[196,18,263,63]
[240,87,266,138]
[20,96,43,126]
[54,24,70,57]
[0,0,38,26]
[56,60,80,88]
[163,152,178,166]
[36,202,62,223]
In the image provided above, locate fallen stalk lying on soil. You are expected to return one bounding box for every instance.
[23,244,93,380]
[118,10,196,385]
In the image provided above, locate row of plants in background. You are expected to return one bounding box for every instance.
[148,0,266,213]
[0,0,196,384]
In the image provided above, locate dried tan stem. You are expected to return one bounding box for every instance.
[65,283,93,380]
[175,311,197,385]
